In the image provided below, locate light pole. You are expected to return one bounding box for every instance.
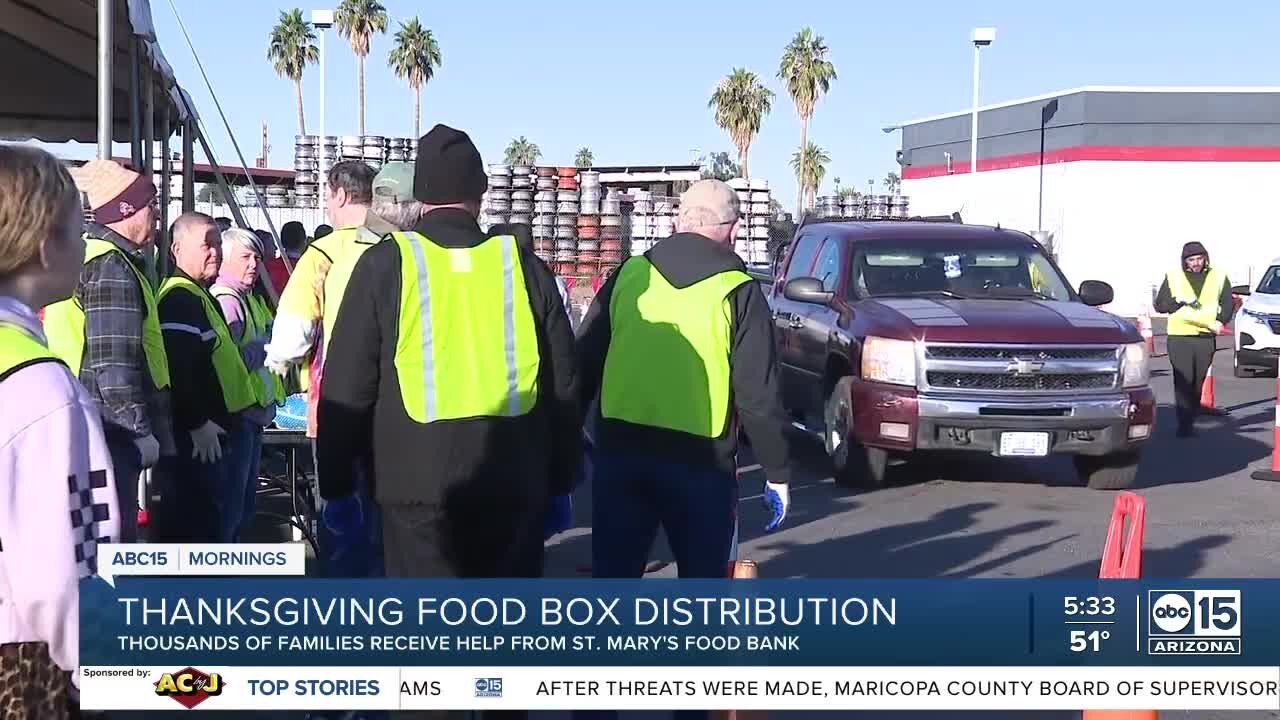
[970,27,995,213]
[312,8,334,222]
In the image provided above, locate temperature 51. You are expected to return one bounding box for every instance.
[1070,629,1111,652]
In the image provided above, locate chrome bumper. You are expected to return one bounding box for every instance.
[917,394,1131,421]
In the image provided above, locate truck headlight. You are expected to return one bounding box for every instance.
[1120,342,1150,388]
[861,336,917,387]
[1242,308,1268,322]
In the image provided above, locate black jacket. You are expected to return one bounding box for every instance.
[576,232,792,485]
[157,270,234,433]
[316,208,582,511]
[1153,266,1235,336]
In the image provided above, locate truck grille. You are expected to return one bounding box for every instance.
[921,343,1121,395]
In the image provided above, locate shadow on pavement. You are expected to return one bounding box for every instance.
[1041,534,1231,579]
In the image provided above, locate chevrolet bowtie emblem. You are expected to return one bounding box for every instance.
[1008,359,1046,375]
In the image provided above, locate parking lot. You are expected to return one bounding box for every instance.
[546,340,1280,581]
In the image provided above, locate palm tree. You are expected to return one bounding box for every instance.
[884,171,901,195]
[778,28,837,215]
[574,147,594,168]
[707,68,774,179]
[790,142,830,211]
[504,136,541,166]
[267,9,319,135]
[335,0,389,136]
[388,18,442,138]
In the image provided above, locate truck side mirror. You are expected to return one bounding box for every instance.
[784,277,834,305]
[1077,280,1114,307]
[1232,284,1252,297]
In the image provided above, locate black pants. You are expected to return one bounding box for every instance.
[382,503,544,720]
[1168,334,1217,430]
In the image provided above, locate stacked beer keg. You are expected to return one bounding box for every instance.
[483,164,511,228]
[508,165,534,226]
[629,190,654,256]
[890,195,910,217]
[386,138,411,164]
[340,135,363,166]
[293,135,320,208]
[840,193,865,218]
[555,167,579,277]
[531,166,557,265]
[576,170,601,275]
[599,189,624,268]
[654,196,675,242]
[361,135,385,170]
[727,178,772,263]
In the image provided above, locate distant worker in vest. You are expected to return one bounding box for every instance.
[44,159,172,544]
[0,145,122,717]
[317,124,582,588]
[577,179,795,580]
[154,213,256,542]
[1153,241,1235,438]
[265,161,375,442]
[213,228,283,542]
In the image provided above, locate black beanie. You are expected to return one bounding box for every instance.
[1181,241,1209,260]
[413,124,488,204]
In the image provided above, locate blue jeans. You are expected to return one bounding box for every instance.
[314,441,385,578]
[591,449,738,579]
[220,416,264,542]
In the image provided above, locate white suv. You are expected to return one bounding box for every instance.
[1234,260,1280,377]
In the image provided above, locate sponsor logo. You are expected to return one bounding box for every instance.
[154,667,225,709]
[475,677,503,698]
[1147,590,1242,655]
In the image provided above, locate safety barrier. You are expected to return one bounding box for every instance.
[1251,376,1280,482]
[1087,492,1155,720]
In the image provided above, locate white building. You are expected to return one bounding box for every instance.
[892,86,1280,316]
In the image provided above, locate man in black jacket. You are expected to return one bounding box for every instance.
[317,125,582,583]
[1152,241,1235,437]
[577,179,793,581]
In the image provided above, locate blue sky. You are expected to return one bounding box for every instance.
[130,0,1280,205]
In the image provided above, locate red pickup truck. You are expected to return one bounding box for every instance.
[769,218,1155,490]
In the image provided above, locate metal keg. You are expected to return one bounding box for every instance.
[632,200,652,213]
[556,190,579,202]
[531,214,554,228]
[575,261,597,276]
[556,167,578,179]
[577,240,599,252]
[295,134,319,145]
[557,177,579,191]
[486,188,511,201]
[600,239,624,252]
[727,178,748,190]
[600,215,621,228]
[749,178,768,191]
[750,226,769,239]
[489,175,511,188]
[578,171,600,186]
[293,160,318,172]
[600,251,623,264]
[510,190,533,202]
[600,198,621,215]
[265,195,290,208]
[534,202,556,215]
[554,226,577,240]
[554,241,575,253]
[511,165,533,176]
[534,190,556,202]
[294,185,318,196]
[750,216,769,227]
[265,185,290,195]
[387,150,406,162]
[600,226,623,241]
[361,134,384,146]
[510,176,532,189]
[340,135,361,147]
[510,200,533,213]
[362,146,384,159]
[533,237,554,252]
[295,144,317,158]
[555,214,577,228]
[488,164,512,176]
[536,176,558,190]
[750,191,770,203]
[579,200,600,216]
[488,199,510,212]
[509,214,531,225]
[577,215,600,228]
[736,192,751,206]
[555,202,577,214]
[535,166,556,177]
[578,226,600,240]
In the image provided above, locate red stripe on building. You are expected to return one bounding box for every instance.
[903,145,1280,180]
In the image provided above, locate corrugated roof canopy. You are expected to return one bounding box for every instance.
[0,0,187,143]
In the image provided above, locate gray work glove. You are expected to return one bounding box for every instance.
[132,433,160,468]
[189,421,227,464]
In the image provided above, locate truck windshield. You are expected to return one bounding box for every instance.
[851,243,1072,301]
[1256,267,1280,294]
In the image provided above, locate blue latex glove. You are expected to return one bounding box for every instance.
[763,482,790,532]
[544,494,573,540]
[323,494,364,537]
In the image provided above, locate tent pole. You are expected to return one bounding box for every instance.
[129,37,143,169]
[181,119,195,213]
[96,0,113,158]
[143,69,154,181]
[159,107,172,277]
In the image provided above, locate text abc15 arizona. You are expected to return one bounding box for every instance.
[1147,590,1242,655]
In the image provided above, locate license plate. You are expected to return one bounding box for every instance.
[999,431,1050,457]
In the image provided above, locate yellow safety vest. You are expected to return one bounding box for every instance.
[601,259,752,438]
[158,275,257,414]
[211,286,287,406]
[321,226,381,357]
[42,237,171,389]
[0,322,62,383]
[1166,267,1227,336]
[391,231,541,423]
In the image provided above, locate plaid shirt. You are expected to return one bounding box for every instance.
[78,224,172,446]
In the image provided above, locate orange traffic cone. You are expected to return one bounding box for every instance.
[1251,376,1280,482]
[1087,494,1156,720]
[1201,365,1228,416]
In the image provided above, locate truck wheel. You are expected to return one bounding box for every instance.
[824,376,890,489]
[1073,451,1141,490]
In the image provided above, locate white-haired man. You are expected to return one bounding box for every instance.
[576,179,794,586]
[213,228,283,542]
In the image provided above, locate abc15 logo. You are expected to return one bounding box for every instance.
[1147,590,1241,637]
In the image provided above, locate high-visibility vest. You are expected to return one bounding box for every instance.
[211,285,287,406]
[1166,267,1227,336]
[42,237,171,389]
[0,322,62,383]
[158,275,257,414]
[320,226,381,357]
[390,231,541,424]
[601,259,752,438]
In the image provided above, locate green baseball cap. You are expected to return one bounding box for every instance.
[373,162,415,203]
